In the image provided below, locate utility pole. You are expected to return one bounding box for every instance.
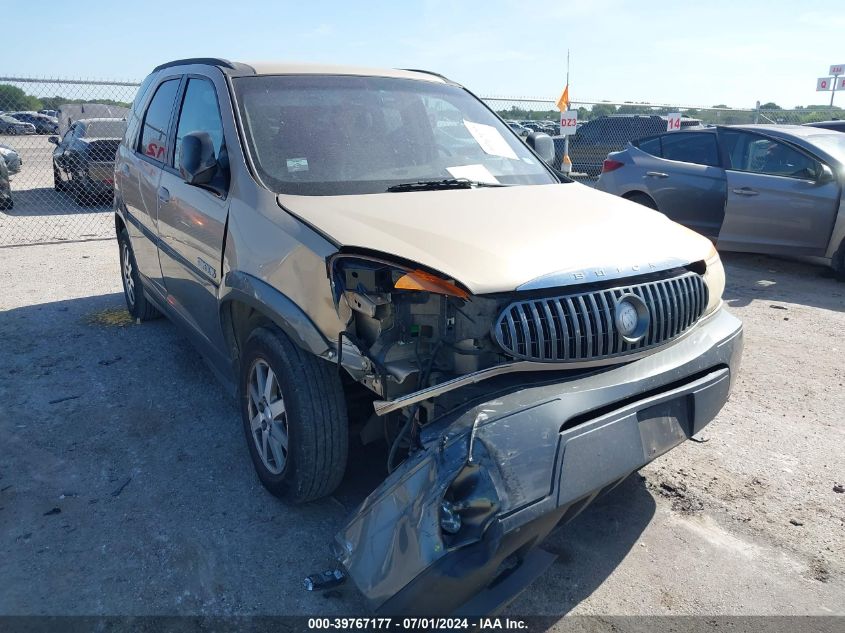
[562,50,571,175]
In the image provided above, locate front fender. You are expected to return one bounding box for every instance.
[219,270,332,357]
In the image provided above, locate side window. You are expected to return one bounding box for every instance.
[174,78,225,169]
[138,79,180,164]
[721,130,819,179]
[660,133,720,167]
[637,136,662,157]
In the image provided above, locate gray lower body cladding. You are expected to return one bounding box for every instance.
[334,307,743,615]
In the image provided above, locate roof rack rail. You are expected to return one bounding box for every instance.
[400,68,454,83]
[153,58,239,72]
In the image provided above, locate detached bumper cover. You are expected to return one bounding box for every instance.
[334,308,743,615]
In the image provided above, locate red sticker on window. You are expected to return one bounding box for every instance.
[145,142,166,160]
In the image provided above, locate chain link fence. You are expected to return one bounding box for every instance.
[1,76,842,246]
[0,77,139,246]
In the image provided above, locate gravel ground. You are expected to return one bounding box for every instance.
[0,240,843,620]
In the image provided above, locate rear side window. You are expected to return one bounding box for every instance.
[174,78,225,170]
[660,133,720,167]
[637,136,662,157]
[138,79,180,164]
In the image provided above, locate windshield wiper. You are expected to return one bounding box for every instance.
[386,178,507,192]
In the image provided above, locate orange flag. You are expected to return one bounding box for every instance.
[556,84,570,112]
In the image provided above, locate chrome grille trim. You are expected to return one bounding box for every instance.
[494,272,708,363]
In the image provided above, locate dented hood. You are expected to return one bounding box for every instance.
[277,183,713,294]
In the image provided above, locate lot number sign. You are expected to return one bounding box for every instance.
[559,111,578,135]
[817,77,833,91]
[666,113,682,131]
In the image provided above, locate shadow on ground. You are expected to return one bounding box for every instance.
[3,186,110,217]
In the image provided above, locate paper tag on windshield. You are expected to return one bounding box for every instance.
[446,164,499,184]
[463,120,518,160]
[286,157,308,172]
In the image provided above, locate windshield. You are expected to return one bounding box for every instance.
[84,120,126,138]
[233,75,556,195]
[810,133,845,165]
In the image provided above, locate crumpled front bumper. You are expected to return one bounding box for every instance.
[334,307,743,615]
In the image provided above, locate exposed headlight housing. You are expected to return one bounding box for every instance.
[702,245,725,316]
[329,254,470,301]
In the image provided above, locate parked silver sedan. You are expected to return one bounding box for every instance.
[595,125,845,274]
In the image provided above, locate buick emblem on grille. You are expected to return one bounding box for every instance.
[614,294,649,343]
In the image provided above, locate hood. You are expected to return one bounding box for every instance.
[277,183,713,294]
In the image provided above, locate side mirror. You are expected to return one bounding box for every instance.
[180,131,218,186]
[817,164,834,184]
[48,136,59,145]
[526,132,555,163]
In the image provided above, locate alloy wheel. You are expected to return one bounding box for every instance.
[247,359,289,475]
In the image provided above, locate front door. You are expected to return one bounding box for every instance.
[717,129,839,255]
[156,76,230,359]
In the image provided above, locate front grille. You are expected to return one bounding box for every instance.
[493,271,708,363]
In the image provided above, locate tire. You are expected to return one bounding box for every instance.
[53,166,67,192]
[626,192,658,211]
[834,240,845,282]
[239,326,348,503]
[0,195,11,211]
[117,228,160,321]
[71,174,91,206]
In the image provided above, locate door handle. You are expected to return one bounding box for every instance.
[158,186,170,203]
[732,187,759,196]
[645,171,669,178]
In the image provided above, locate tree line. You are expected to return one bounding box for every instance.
[496,101,844,125]
[0,84,131,112]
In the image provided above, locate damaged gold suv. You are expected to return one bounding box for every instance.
[115,58,743,615]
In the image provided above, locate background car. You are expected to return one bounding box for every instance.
[0,154,11,210]
[0,143,22,174]
[804,120,845,133]
[594,125,845,272]
[554,114,701,175]
[49,117,126,205]
[506,121,531,137]
[38,109,58,118]
[0,114,36,135]
[8,111,59,134]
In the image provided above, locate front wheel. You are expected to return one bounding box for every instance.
[71,174,91,206]
[53,166,67,192]
[239,326,348,503]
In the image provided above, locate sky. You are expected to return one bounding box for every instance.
[6,0,845,109]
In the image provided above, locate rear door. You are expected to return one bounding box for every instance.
[118,77,182,290]
[636,131,727,240]
[156,75,230,357]
[718,129,840,255]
